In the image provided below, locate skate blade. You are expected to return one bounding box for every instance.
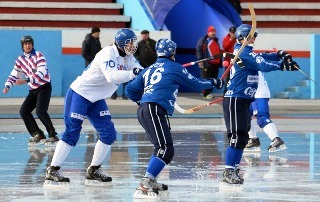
[219,182,243,192]
[44,141,57,147]
[243,147,261,153]
[28,139,47,146]
[132,189,158,200]
[85,179,112,187]
[268,144,287,153]
[43,180,69,188]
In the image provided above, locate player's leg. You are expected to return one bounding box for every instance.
[85,99,116,185]
[222,97,251,186]
[20,91,46,144]
[45,89,86,185]
[255,98,286,152]
[245,101,261,152]
[133,103,172,198]
[35,83,59,145]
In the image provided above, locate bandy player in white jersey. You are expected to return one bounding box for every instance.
[44,29,143,186]
[245,70,287,153]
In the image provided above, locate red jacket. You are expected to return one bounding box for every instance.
[222,34,236,62]
[196,35,221,66]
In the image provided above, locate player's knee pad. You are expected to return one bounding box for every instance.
[99,130,117,145]
[256,113,273,128]
[154,144,174,164]
[61,117,83,146]
[61,132,80,147]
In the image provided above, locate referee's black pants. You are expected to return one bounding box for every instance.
[19,82,56,137]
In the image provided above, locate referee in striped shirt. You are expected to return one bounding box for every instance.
[2,35,58,145]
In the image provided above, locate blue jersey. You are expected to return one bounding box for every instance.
[125,57,214,115]
[225,43,282,100]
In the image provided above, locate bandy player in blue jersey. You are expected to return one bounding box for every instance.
[44,29,143,186]
[222,24,299,187]
[125,38,224,199]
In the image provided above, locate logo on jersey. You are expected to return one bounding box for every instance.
[247,75,259,83]
[117,64,128,70]
[70,112,85,120]
[244,87,257,98]
[255,56,264,63]
[225,90,233,95]
[100,110,111,116]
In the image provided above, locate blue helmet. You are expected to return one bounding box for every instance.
[155,38,177,58]
[115,28,137,55]
[235,24,258,41]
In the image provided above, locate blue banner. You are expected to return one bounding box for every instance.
[142,0,182,29]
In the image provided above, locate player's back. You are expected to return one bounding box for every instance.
[140,58,182,112]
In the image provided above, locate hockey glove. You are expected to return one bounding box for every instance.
[277,50,292,62]
[133,68,143,75]
[212,78,224,89]
[281,60,299,71]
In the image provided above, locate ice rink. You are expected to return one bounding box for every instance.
[0,96,319,201]
[1,129,320,201]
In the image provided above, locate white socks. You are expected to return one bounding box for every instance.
[248,119,257,139]
[51,140,72,167]
[90,140,111,167]
[263,122,278,141]
[249,119,279,141]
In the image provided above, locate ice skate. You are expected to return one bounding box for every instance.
[85,165,112,186]
[152,178,168,191]
[243,138,261,153]
[43,166,70,188]
[219,169,243,191]
[44,135,59,146]
[28,131,46,146]
[133,177,159,199]
[268,137,287,152]
[234,167,244,184]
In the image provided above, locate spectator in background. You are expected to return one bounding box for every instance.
[82,26,102,68]
[222,26,237,94]
[134,30,157,68]
[196,25,222,99]
[2,35,58,145]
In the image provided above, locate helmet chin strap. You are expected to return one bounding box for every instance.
[115,44,126,57]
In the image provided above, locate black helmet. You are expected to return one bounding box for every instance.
[20,35,34,48]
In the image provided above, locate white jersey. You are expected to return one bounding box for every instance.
[70,44,142,103]
[254,71,270,98]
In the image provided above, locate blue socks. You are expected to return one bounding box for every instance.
[145,156,166,179]
[225,146,243,168]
